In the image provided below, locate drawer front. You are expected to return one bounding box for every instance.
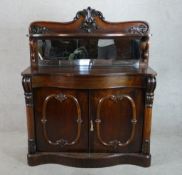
[32,75,145,89]
[89,88,144,153]
[33,87,89,152]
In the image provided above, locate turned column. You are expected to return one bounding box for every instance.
[142,76,156,154]
[22,76,36,154]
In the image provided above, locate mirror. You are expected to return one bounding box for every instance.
[37,38,141,67]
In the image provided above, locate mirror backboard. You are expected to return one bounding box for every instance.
[37,38,141,67]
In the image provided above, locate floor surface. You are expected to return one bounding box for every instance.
[0,131,181,175]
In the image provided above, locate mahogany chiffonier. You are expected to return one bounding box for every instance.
[21,7,157,167]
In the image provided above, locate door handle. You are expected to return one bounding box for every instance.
[90,120,94,132]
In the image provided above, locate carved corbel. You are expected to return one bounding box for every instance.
[22,76,33,107]
[145,76,156,108]
[22,76,36,154]
[142,76,156,154]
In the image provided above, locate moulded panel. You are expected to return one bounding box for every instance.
[90,88,144,153]
[33,87,89,152]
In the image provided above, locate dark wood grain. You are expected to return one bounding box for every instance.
[22,7,157,167]
[27,152,151,167]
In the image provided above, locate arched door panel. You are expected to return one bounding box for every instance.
[90,88,144,153]
[34,87,88,152]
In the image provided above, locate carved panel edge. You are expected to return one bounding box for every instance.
[41,93,82,148]
[95,94,137,149]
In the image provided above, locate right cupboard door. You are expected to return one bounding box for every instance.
[90,88,144,153]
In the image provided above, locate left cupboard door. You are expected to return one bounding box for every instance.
[33,87,89,152]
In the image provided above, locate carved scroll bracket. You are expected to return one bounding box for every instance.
[22,76,33,107]
[145,76,156,108]
[74,6,104,32]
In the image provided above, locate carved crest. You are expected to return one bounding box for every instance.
[74,6,104,32]
[29,7,149,35]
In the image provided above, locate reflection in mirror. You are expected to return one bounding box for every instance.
[37,38,141,67]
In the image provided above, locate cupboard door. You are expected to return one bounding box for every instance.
[34,87,88,152]
[90,88,144,153]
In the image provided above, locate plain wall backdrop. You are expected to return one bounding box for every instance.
[0,0,182,173]
[0,0,181,134]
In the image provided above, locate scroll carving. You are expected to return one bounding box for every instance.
[22,76,33,106]
[55,93,67,102]
[74,6,104,32]
[145,76,156,107]
[128,24,149,35]
[41,93,82,147]
[30,26,50,34]
[95,94,137,149]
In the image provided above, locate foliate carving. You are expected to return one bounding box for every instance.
[22,76,33,107]
[28,139,36,154]
[74,6,104,21]
[142,139,150,154]
[109,140,122,150]
[42,93,82,147]
[56,139,68,147]
[55,93,67,102]
[128,24,149,35]
[110,94,124,101]
[74,7,104,32]
[30,26,50,34]
[145,76,156,107]
[95,94,137,149]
